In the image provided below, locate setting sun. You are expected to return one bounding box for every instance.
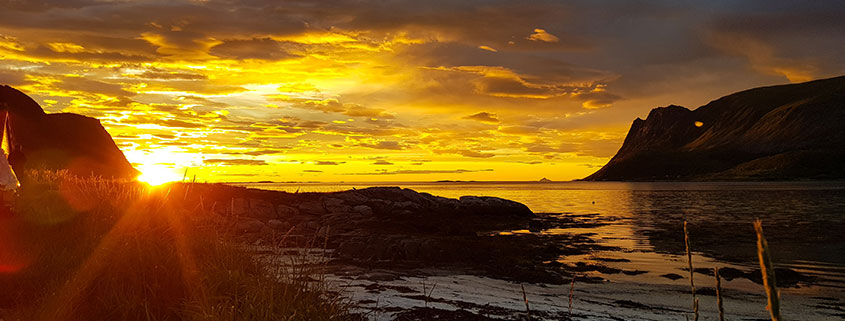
[136,164,183,186]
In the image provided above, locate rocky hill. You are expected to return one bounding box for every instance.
[585,76,845,181]
[0,85,138,180]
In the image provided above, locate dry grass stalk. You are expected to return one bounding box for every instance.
[0,170,360,321]
[754,219,781,321]
[684,220,698,321]
[694,298,699,321]
[568,277,575,318]
[421,279,437,308]
[715,267,725,321]
[521,284,530,320]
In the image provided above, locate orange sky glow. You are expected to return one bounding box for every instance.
[0,1,842,182]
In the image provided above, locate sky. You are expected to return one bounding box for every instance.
[0,0,843,183]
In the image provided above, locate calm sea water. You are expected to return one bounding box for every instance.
[236,181,845,297]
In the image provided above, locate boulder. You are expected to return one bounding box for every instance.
[365,199,393,214]
[267,219,290,231]
[332,190,371,204]
[298,200,327,215]
[431,196,460,210]
[231,198,249,216]
[338,240,367,257]
[235,218,265,233]
[291,214,318,224]
[300,221,320,233]
[249,199,276,219]
[400,239,422,260]
[392,200,422,212]
[276,204,300,217]
[322,197,352,213]
[458,196,533,217]
[352,205,373,216]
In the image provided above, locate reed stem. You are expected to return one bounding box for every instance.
[754,219,781,321]
[715,267,725,321]
[568,277,575,318]
[521,284,530,320]
[684,220,698,321]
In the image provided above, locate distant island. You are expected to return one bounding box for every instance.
[585,76,845,181]
[539,177,553,183]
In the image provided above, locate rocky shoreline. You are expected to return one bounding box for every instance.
[184,183,610,285]
[174,183,831,320]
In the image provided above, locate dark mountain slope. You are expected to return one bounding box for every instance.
[0,85,138,180]
[585,76,845,181]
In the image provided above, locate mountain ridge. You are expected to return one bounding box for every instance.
[585,76,845,181]
[0,85,138,180]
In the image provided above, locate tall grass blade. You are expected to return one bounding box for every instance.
[684,220,698,321]
[715,267,725,321]
[521,284,530,320]
[754,219,781,321]
[568,277,575,318]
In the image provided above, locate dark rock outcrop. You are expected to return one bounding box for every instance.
[180,183,588,283]
[586,76,845,181]
[0,85,137,179]
[206,186,534,238]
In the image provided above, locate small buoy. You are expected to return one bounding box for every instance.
[591,201,595,204]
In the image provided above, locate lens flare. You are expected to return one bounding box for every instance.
[136,164,183,186]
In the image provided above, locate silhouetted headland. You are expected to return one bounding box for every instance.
[0,85,137,180]
[586,76,845,181]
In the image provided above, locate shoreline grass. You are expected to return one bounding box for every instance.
[0,170,359,321]
[683,220,699,321]
[754,219,781,321]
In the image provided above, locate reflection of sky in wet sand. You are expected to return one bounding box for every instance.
[239,181,845,300]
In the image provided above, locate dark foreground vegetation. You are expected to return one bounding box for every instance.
[0,170,360,321]
[0,171,817,321]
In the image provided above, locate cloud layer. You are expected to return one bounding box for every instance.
[0,0,843,181]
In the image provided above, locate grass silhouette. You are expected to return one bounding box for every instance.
[0,170,359,321]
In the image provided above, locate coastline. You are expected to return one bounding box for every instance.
[191,182,840,320]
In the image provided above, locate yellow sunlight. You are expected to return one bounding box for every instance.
[136,164,183,186]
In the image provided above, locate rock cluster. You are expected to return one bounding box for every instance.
[177,184,574,282]
[209,186,533,242]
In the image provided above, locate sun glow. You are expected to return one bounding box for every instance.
[136,164,183,186]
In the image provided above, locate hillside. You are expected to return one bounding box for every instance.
[585,76,845,181]
[0,85,138,180]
